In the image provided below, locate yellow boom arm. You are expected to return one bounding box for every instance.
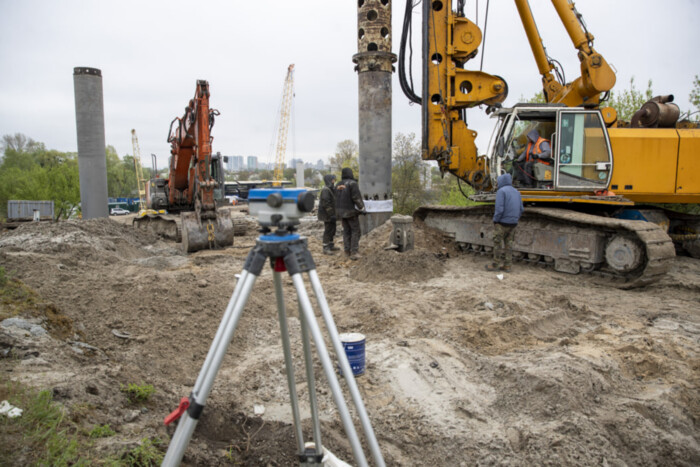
[515,0,616,107]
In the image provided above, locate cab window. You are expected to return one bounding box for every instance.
[556,112,612,189]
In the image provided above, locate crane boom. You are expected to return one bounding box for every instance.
[273,64,295,186]
[131,129,147,211]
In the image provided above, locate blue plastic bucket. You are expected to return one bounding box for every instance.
[339,333,366,376]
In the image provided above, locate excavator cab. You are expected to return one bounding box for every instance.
[489,104,613,193]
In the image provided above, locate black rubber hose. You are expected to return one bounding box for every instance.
[399,0,421,104]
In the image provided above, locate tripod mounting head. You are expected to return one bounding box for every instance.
[249,188,315,232]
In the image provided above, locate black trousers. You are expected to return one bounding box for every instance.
[322,221,337,245]
[513,160,534,187]
[341,216,361,253]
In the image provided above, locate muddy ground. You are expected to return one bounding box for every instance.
[0,213,699,466]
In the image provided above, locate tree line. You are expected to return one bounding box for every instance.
[326,134,476,216]
[3,75,697,220]
[0,134,150,220]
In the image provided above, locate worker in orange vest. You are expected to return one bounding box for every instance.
[513,129,552,188]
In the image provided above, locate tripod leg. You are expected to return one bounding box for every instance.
[290,273,369,467]
[193,270,249,392]
[163,271,259,467]
[273,270,306,454]
[299,303,323,457]
[308,270,386,467]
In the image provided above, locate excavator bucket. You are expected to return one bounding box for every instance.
[180,209,234,253]
[133,213,181,242]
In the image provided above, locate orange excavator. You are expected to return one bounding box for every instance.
[135,80,234,253]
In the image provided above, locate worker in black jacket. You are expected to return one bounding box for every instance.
[335,168,365,260]
[318,174,340,255]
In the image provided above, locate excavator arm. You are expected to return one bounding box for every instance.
[167,80,220,215]
[138,80,233,253]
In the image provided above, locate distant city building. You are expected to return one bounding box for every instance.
[231,155,245,172]
[247,155,258,171]
[282,158,327,171]
[288,158,303,170]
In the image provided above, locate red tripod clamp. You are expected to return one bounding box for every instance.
[164,397,190,425]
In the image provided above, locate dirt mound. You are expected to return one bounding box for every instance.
[1,215,699,466]
[0,218,164,259]
[349,218,454,283]
[350,249,446,283]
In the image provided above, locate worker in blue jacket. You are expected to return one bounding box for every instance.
[486,173,524,272]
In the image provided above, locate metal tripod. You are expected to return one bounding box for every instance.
[162,231,385,467]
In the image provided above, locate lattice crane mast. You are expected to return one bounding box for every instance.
[273,64,295,186]
[131,129,147,211]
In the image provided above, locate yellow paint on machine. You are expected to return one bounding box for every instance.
[608,128,700,203]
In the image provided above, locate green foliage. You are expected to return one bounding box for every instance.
[0,383,87,466]
[391,132,430,214]
[120,383,155,403]
[120,437,164,466]
[524,91,546,104]
[89,424,116,439]
[608,77,654,121]
[656,203,700,216]
[282,167,295,181]
[0,266,6,287]
[0,136,80,219]
[1,133,41,153]
[438,177,481,206]
[106,146,139,198]
[0,272,42,321]
[329,139,359,176]
[690,75,700,121]
[304,168,321,188]
[1,381,167,466]
[0,134,142,219]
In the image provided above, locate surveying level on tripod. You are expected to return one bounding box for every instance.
[162,184,385,466]
[248,188,316,231]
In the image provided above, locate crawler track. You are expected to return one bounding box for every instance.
[414,205,676,287]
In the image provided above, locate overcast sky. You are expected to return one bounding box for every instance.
[1,0,698,170]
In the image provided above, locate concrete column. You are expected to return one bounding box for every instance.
[353,0,396,234]
[296,161,305,187]
[73,67,109,219]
